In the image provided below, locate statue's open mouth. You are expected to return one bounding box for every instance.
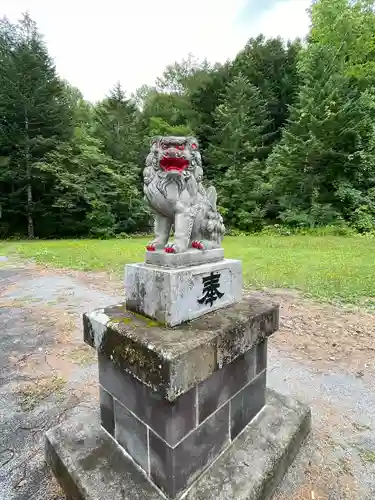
[160,156,189,172]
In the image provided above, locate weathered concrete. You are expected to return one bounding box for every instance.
[83,296,279,401]
[45,389,311,500]
[125,259,242,326]
[145,248,224,269]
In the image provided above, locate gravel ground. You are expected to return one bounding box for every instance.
[0,262,374,500]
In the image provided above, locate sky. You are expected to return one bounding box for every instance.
[0,0,311,102]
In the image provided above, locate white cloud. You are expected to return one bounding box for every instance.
[0,0,310,102]
[250,0,311,41]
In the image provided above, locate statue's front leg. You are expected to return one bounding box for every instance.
[147,214,171,251]
[165,206,192,254]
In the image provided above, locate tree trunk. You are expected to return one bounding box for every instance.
[27,183,34,238]
[24,108,34,239]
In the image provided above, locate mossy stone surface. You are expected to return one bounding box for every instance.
[83,296,279,401]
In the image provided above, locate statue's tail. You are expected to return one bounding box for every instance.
[200,190,225,249]
[205,215,225,239]
[206,186,217,211]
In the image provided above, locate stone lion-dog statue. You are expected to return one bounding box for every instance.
[143,136,225,254]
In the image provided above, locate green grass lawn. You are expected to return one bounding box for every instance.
[1,235,374,306]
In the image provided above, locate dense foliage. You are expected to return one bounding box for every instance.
[1,1,375,238]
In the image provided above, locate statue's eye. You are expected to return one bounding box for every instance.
[191,143,197,150]
[162,144,168,150]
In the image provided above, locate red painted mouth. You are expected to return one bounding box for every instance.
[160,156,189,172]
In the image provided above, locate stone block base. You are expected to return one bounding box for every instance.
[81,296,282,498]
[124,259,242,326]
[45,390,311,500]
[145,248,225,268]
[97,343,266,498]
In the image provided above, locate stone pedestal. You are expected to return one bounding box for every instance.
[90,301,272,499]
[84,298,274,498]
[45,297,311,500]
[88,299,277,498]
[125,258,242,327]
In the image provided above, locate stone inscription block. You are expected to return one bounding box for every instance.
[125,259,242,327]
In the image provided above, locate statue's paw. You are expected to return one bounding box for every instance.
[164,244,177,254]
[192,240,205,250]
[146,243,156,251]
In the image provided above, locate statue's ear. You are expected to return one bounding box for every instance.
[186,136,199,149]
[151,136,162,146]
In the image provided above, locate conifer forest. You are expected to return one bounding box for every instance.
[1,0,375,239]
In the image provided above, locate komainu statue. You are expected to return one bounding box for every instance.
[143,136,225,254]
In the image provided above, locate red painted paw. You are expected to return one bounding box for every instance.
[192,240,204,250]
[146,244,156,251]
[165,246,177,253]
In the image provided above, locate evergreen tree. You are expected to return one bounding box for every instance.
[94,82,141,168]
[188,63,231,163]
[208,76,271,174]
[2,3,375,238]
[188,38,301,184]
[0,14,73,238]
[231,35,302,143]
[140,89,192,135]
[35,120,148,237]
[207,76,271,230]
[93,82,151,230]
[267,0,375,229]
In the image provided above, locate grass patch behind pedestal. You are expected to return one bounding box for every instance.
[17,375,66,411]
[1,235,375,306]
